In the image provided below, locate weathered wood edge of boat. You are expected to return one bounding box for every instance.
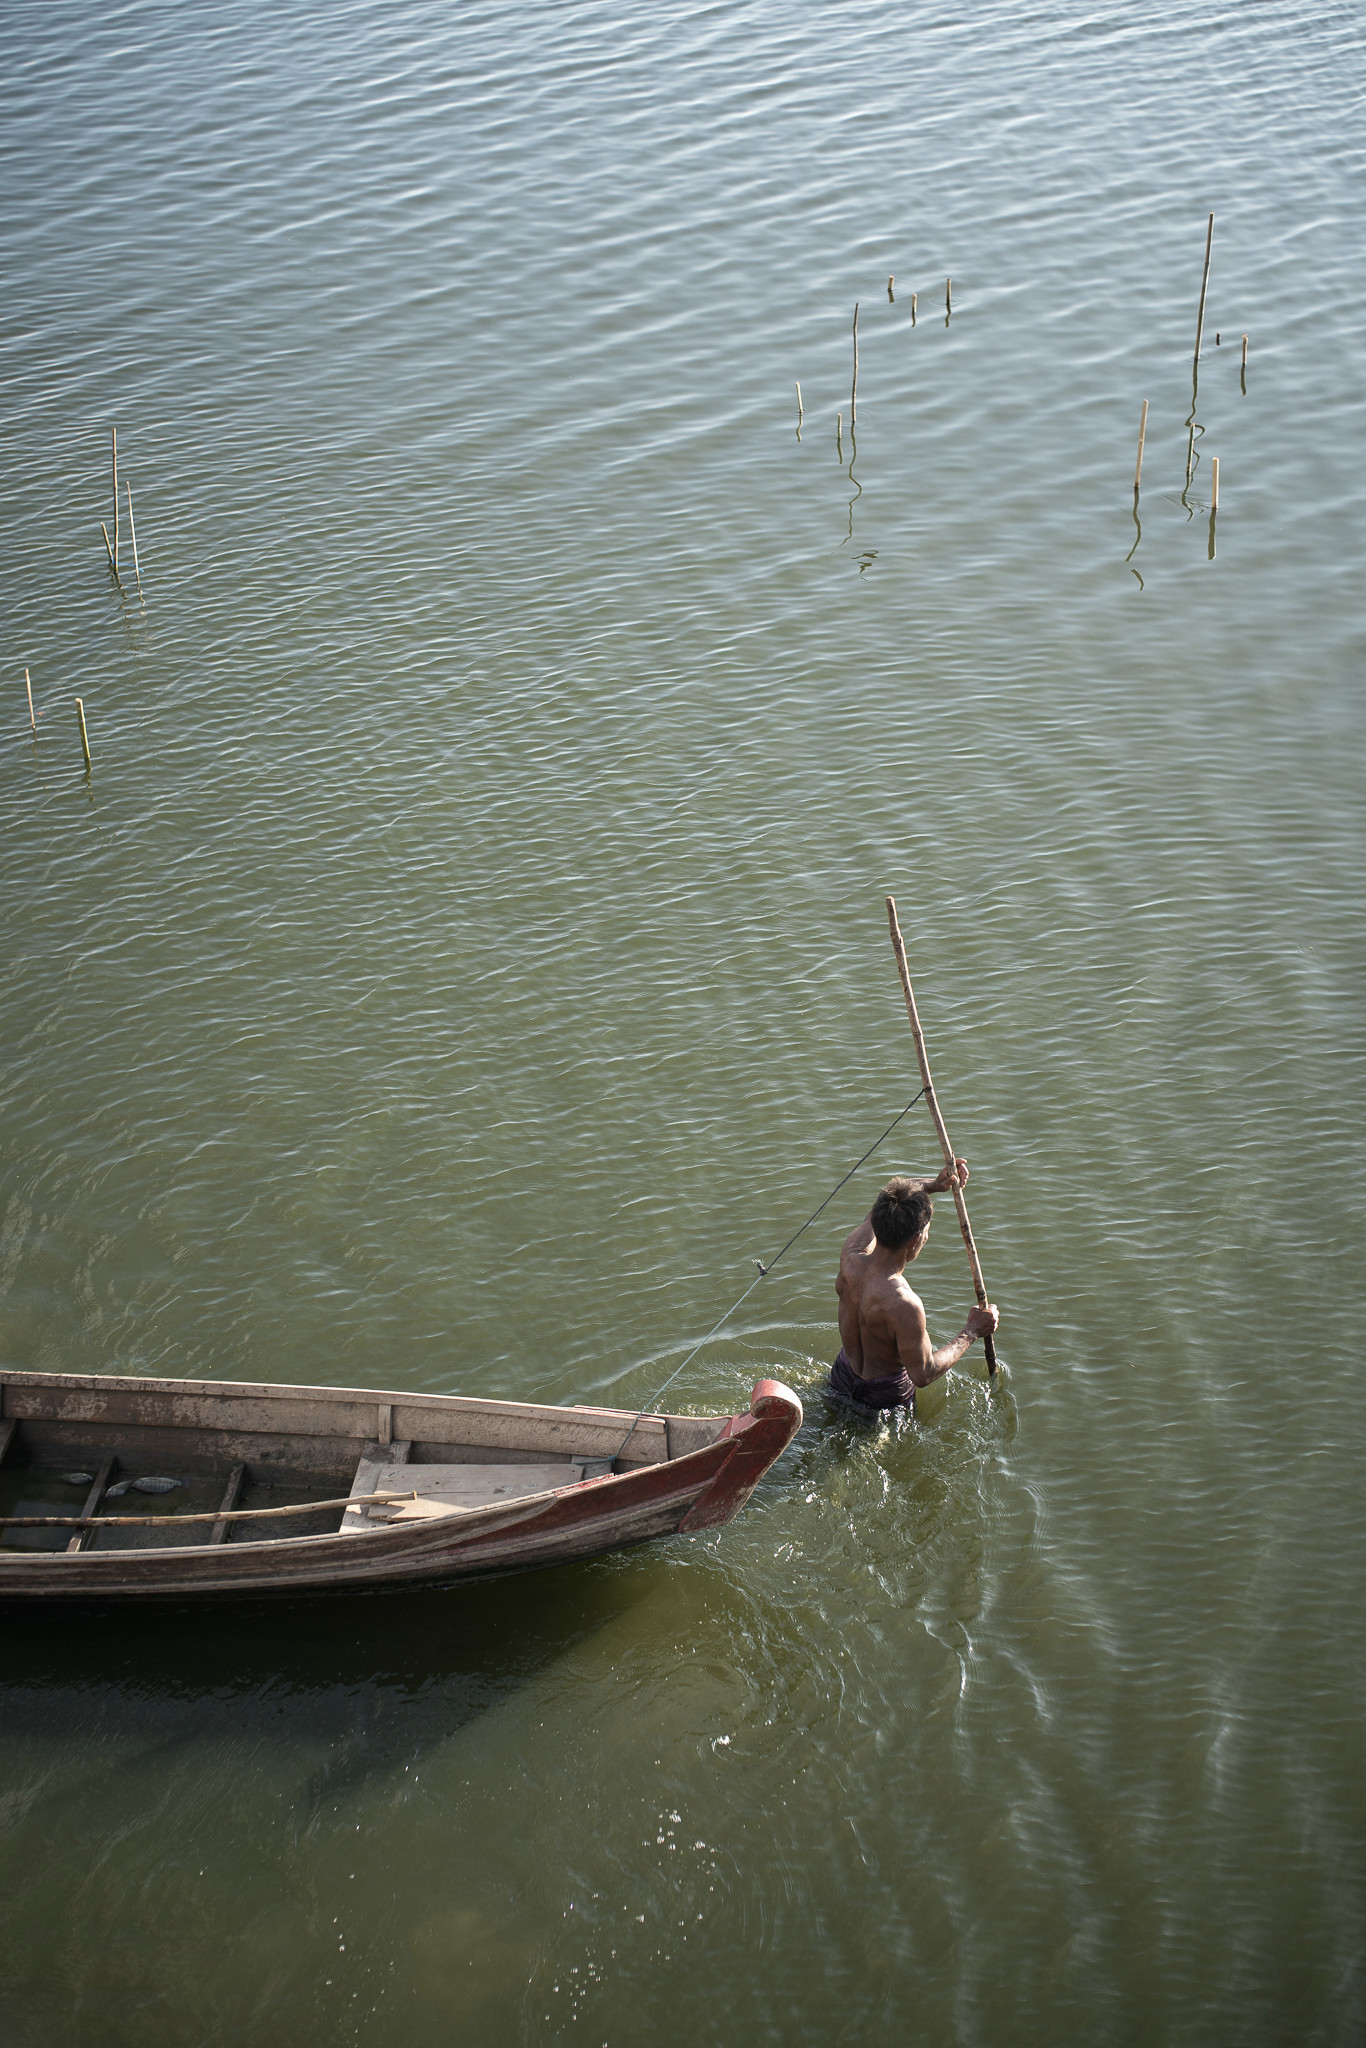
[0,1372,803,1599]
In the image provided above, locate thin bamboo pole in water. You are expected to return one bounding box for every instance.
[851,303,859,426]
[1194,212,1214,361]
[125,482,142,593]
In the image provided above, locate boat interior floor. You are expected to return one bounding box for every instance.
[0,1436,620,1552]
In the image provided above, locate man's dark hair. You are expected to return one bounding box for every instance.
[870,1178,933,1251]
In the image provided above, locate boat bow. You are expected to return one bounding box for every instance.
[678,1379,802,1531]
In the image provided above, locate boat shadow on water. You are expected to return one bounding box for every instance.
[0,1558,655,1810]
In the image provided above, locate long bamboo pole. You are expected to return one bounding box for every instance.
[885,895,998,1373]
[0,1488,419,1532]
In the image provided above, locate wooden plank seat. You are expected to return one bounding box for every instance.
[340,1458,587,1533]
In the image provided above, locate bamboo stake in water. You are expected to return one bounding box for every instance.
[75,697,91,769]
[125,481,143,593]
[851,302,859,426]
[111,426,119,571]
[885,896,999,1375]
[100,521,115,568]
[1193,212,1214,361]
[837,410,843,456]
[1241,334,1248,369]
[887,275,895,302]
[25,668,36,733]
[946,276,952,315]
[910,291,917,325]
[1211,455,1220,511]
[1134,398,1149,493]
[795,381,803,426]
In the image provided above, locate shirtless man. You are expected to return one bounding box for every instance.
[829,1161,1000,1411]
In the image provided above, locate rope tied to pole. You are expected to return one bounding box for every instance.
[611,1086,926,1462]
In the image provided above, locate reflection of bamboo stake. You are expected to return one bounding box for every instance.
[111,427,119,570]
[1211,456,1220,511]
[125,482,142,592]
[1134,399,1149,492]
[25,668,36,733]
[75,698,92,768]
[1193,212,1214,360]
[885,896,998,1375]
[100,521,115,567]
[851,303,859,426]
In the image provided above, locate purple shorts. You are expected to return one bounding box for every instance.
[828,1347,915,1412]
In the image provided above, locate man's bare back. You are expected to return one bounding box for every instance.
[832,1161,999,1406]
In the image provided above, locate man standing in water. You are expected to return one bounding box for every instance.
[830,1161,999,1411]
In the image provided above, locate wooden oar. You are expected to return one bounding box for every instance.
[885,895,998,1375]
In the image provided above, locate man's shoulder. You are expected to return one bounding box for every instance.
[889,1275,927,1318]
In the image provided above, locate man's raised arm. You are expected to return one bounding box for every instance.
[896,1156,970,1199]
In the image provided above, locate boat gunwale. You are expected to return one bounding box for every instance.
[0,1364,671,1431]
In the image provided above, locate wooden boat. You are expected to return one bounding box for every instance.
[0,1367,802,1599]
